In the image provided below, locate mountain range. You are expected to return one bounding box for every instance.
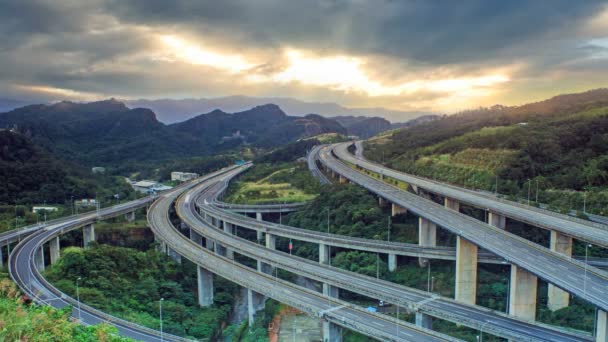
[0,100,349,165]
[124,96,431,124]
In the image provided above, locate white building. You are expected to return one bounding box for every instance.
[32,206,58,213]
[133,180,173,194]
[171,171,199,182]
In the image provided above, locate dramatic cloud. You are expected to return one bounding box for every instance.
[0,0,607,115]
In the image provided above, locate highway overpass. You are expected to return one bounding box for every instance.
[316,143,608,341]
[186,171,593,341]
[149,166,457,342]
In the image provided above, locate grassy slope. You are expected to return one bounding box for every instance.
[367,106,608,215]
[224,163,320,204]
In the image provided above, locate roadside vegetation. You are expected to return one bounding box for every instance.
[0,268,130,341]
[365,105,608,216]
[44,243,238,340]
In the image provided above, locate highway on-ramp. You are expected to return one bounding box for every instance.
[317,145,608,313]
[149,166,458,342]
[187,170,592,341]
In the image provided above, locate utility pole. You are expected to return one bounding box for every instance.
[527,179,531,206]
[387,216,391,242]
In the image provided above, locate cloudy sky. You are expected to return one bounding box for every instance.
[1,0,607,114]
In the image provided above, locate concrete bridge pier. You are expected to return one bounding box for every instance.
[455,236,478,305]
[415,312,433,329]
[205,238,215,251]
[255,213,264,241]
[83,224,95,247]
[49,236,60,264]
[222,221,235,259]
[189,228,204,246]
[247,288,266,325]
[167,247,182,264]
[508,265,538,321]
[322,320,343,342]
[338,175,347,184]
[418,217,437,267]
[124,211,135,222]
[35,246,45,271]
[378,197,386,206]
[197,266,213,307]
[0,244,4,268]
[319,243,330,264]
[488,211,506,229]
[444,197,460,211]
[391,203,407,216]
[597,310,607,342]
[388,253,397,272]
[548,231,572,311]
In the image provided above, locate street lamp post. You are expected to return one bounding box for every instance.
[584,244,592,296]
[160,298,164,342]
[427,262,431,292]
[76,277,82,322]
[527,179,531,206]
[479,320,490,342]
[387,216,391,242]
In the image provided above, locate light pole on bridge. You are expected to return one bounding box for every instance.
[76,277,82,322]
[160,297,164,342]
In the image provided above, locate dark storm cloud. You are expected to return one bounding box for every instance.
[0,0,606,112]
[102,0,606,64]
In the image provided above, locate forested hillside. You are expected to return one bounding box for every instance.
[0,100,346,166]
[365,89,608,215]
[0,130,134,205]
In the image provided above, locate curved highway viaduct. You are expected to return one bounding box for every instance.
[148,166,459,342]
[316,143,608,342]
[8,195,193,341]
[185,172,593,341]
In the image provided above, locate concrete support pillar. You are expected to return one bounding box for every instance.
[391,203,407,216]
[322,320,343,342]
[323,283,339,298]
[197,266,213,307]
[415,312,433,329]
[488,211,506,229]
[338,175,347,184]
[83,224,95,247]
[597,310,607,342]
[548,231,572,311]
[35,246,45,271]
[124,211,135,222]
[388,253,397,272]
[509,265,538,321]
[319,243,330,264]
[444,197,460,212]
[0,245,4,268]
[49,236,60,264]
[222,222,234,259]
[256,212,263,221]
[167,247,182,264]
[247,288,265,326]
[378,197,386,206]
[418,217,437,267]
[265,233,276,250]
[455,236,478,305]
[189,228,203,246]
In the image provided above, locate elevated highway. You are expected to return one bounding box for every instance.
[316,144,608,340]
[8,196,192,341]
[340,141,608,248]
[308,145,331,184]
[149,167,456,342]
[186,175,592,341]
